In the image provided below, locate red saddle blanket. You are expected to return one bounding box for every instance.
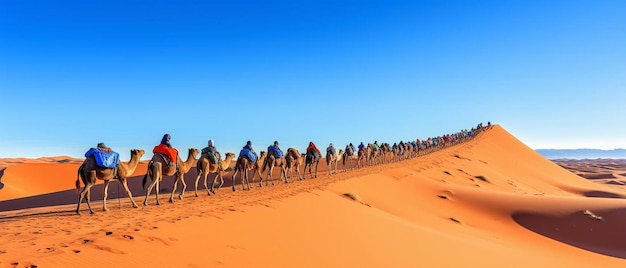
[153,144,179,163]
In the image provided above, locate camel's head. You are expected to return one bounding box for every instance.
[225,152,235,159]
[189,148,200,157]
[131,149,145,158]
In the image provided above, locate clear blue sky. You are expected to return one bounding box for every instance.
[1,0,624,160]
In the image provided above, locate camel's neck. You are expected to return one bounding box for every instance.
[118,155,141,179]
[180,152,196,172]
[221,156,234,170]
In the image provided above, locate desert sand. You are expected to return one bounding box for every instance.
[1,125,626,268]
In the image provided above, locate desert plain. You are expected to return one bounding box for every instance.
[1,125,626,268]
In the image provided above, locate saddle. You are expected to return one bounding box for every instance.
[240,148,257,163]
[85,148,120,169]
[153,144,178,167]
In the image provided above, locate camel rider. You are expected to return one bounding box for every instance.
[358,142,365,153]
[161,133,172,148]
[372,140,380,151]
[306,141,321,158]
[268,141,284,158]
[327,143,336,155]
[156,133,178,168]
[96,142,112,153]
[202,139,221,168]
[349,143,356,156]
[242,140,258,161]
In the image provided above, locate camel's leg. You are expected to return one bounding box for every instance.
[79,171,97,214]
[242,170,249,190]
[218,172,225,190]
[155,178,161,205]
[178,173,187,200]
[210,172,220,194]
[203,172,212,195]
[143,180,152,206]
[267,166,273,186]
[281,166,288,183]
[231,169,239,192]
[76,183,94,215]
[144,179,156,206]
[120,178,138,208]
[103,180,110,211]
[215,171,225,192]
[327,160,331,175]
[86,186,93,213]
[169,176,178,202]
[194,170,202,197]
[254,169,262,189]
[238,170,246,191]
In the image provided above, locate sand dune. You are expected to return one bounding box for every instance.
[1,125,626,267]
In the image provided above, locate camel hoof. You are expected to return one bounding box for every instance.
[76,210,81,215]
[132,204,138,208]
[179,195,184,200]
[89,210,95,214]
[103,208,109,212]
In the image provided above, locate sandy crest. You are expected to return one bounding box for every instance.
[1,125,626,267]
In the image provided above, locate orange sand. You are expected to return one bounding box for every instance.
[1,125,625,267]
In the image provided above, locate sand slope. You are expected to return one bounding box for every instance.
[1,125,625,268]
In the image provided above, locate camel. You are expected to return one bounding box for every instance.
[76,149,145,215]
[368,143,381,166]
[357,146,368,168]
[326,148,343,175]
[231,151,266,191]
[262,150,288,186]
[342,145,357,172]
[304,149,321,179]
[193,152,235,197]
[285,148,304,181]
[142,148,199,206]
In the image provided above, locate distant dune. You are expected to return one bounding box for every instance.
[1,125,626,267]
[536,148,626,159]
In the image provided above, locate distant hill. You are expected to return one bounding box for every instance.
[535,148,626,159]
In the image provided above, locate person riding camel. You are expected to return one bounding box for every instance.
[372,140,380,151]
[327,143,336,155]
[306,141,321,159]
[268,140,284,158]
[201,139,221,169]
[358,142,366,154]
[154,133,178,168]
[241,140,258,162]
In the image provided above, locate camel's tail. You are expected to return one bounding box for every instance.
[75,164,84,193]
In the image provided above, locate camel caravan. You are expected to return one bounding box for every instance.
[75,123,492,214]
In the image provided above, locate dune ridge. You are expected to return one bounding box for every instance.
[1,125,626,267]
